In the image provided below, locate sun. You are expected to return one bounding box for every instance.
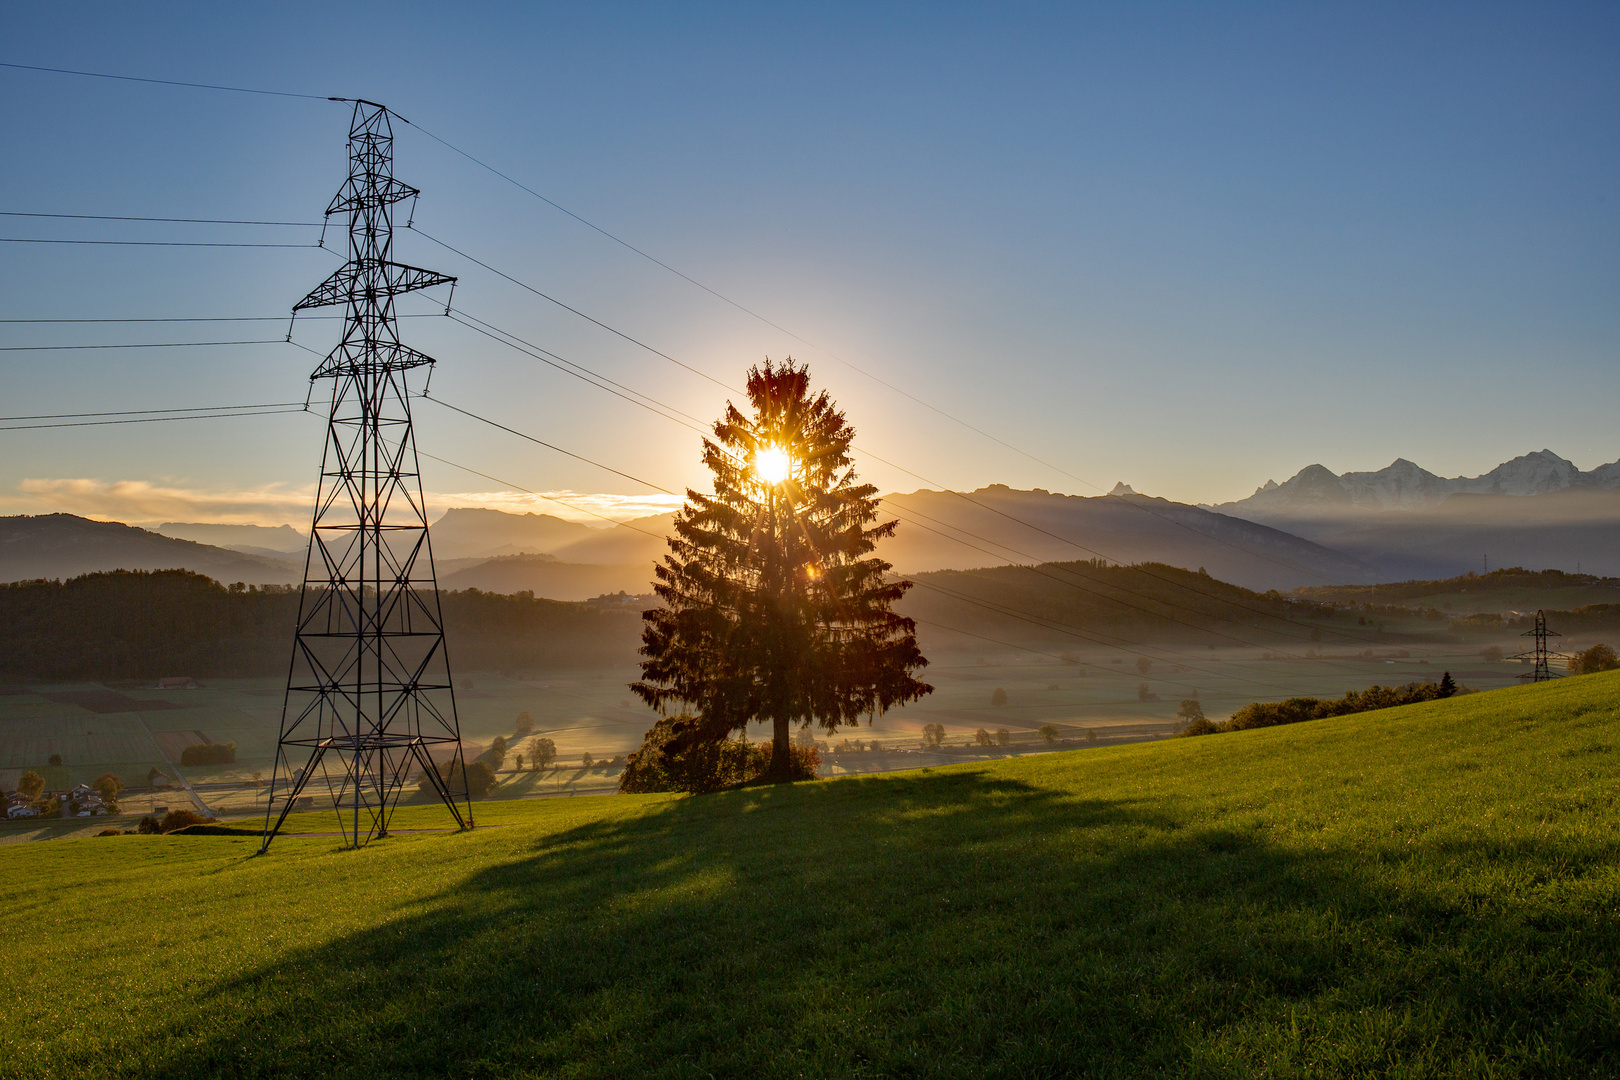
[753,445,792,484]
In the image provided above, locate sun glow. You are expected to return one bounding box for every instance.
[754,445,792,484]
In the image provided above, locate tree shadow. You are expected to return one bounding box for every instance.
[95,768,1620,1078]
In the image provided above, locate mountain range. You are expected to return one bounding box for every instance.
[1208,450,1620,580]
[1217,450,1620,517]
[10,449,1620,597]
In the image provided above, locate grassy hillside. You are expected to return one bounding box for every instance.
[5,674,1620,1077]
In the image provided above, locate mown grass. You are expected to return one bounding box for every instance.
[4,673,1620,1078]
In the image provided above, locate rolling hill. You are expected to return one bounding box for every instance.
[4,674,1617,1076]
[0,514,299,586]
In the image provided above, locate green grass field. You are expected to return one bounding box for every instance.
[3,670,1618,1077]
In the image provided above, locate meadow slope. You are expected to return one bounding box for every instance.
[4,674,1619,1078]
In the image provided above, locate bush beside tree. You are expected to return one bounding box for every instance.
[619,715,818,794]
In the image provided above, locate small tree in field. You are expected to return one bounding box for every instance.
[514,753,524,772]
[1177,700,1205,722]
[974,728,994,747]
[1038,724,1059,744]
[632,360,933,780]
[528,737,557,770]
[18,770,44,801]
[515,711,535,736]
[990,687,1008,707]
[994,727,1011,747]
[92,773,123,810]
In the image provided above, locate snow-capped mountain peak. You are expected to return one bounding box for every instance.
[1223,450,1614,517]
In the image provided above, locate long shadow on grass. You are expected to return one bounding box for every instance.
[118,768,1619,1079]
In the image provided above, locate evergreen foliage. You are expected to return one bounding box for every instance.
[632,361,932,778]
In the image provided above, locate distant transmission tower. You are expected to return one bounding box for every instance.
[262,100,471,851]
[1511,609,1562,683]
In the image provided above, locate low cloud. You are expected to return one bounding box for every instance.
[5,478,685,528]
[431,489,685,525]
[10,478,315,526]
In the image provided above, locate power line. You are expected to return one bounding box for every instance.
[0,408,305,431]
[0,211,321,226]
[422,397,681,496]
[0,237,324,248]
[0,60,336,101]
[0,401,304,421]
[0,314,433,323]
[0,339,287,351]
[444,309,709,429]
[409,227,736,392]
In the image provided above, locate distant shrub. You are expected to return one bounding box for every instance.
[136,815,162,835]
[1176,700,1205,722]
[158,809,214,832]
[48,754,62,766]
[1037,724,1059,744]
[990,687,1008,707]
[1199,678,1465,737]
[1177,716,1223,737]
[180,742,236,766]
[994,727,1011,747]
[869,739,883,752]
[921,723,945,750]
[96,828,123,837]
[1569,644,1620,675]
[514,711,535,736]
[1480,645,1505,663]
[1137,682,1159,702]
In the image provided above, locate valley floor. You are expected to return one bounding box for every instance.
[3,673,1619,1077]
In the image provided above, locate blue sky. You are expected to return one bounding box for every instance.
[1,2,1615,525]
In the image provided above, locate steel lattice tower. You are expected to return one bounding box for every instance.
[1512,608,1563,683]
[262,100,471,851]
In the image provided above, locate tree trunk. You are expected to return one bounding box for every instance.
[770,712,791,780]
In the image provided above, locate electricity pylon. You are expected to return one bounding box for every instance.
[1511,609,1564,683]
[262,100,471,851]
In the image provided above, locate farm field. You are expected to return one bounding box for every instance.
[0,641,1545,826]
[3,671,1619,1076]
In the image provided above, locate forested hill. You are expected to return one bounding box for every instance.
[0,571,642,680]
[899,559,1340,650]
[1291,568,1620,610]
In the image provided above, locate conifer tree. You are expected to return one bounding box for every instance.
[633,360,933,779]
